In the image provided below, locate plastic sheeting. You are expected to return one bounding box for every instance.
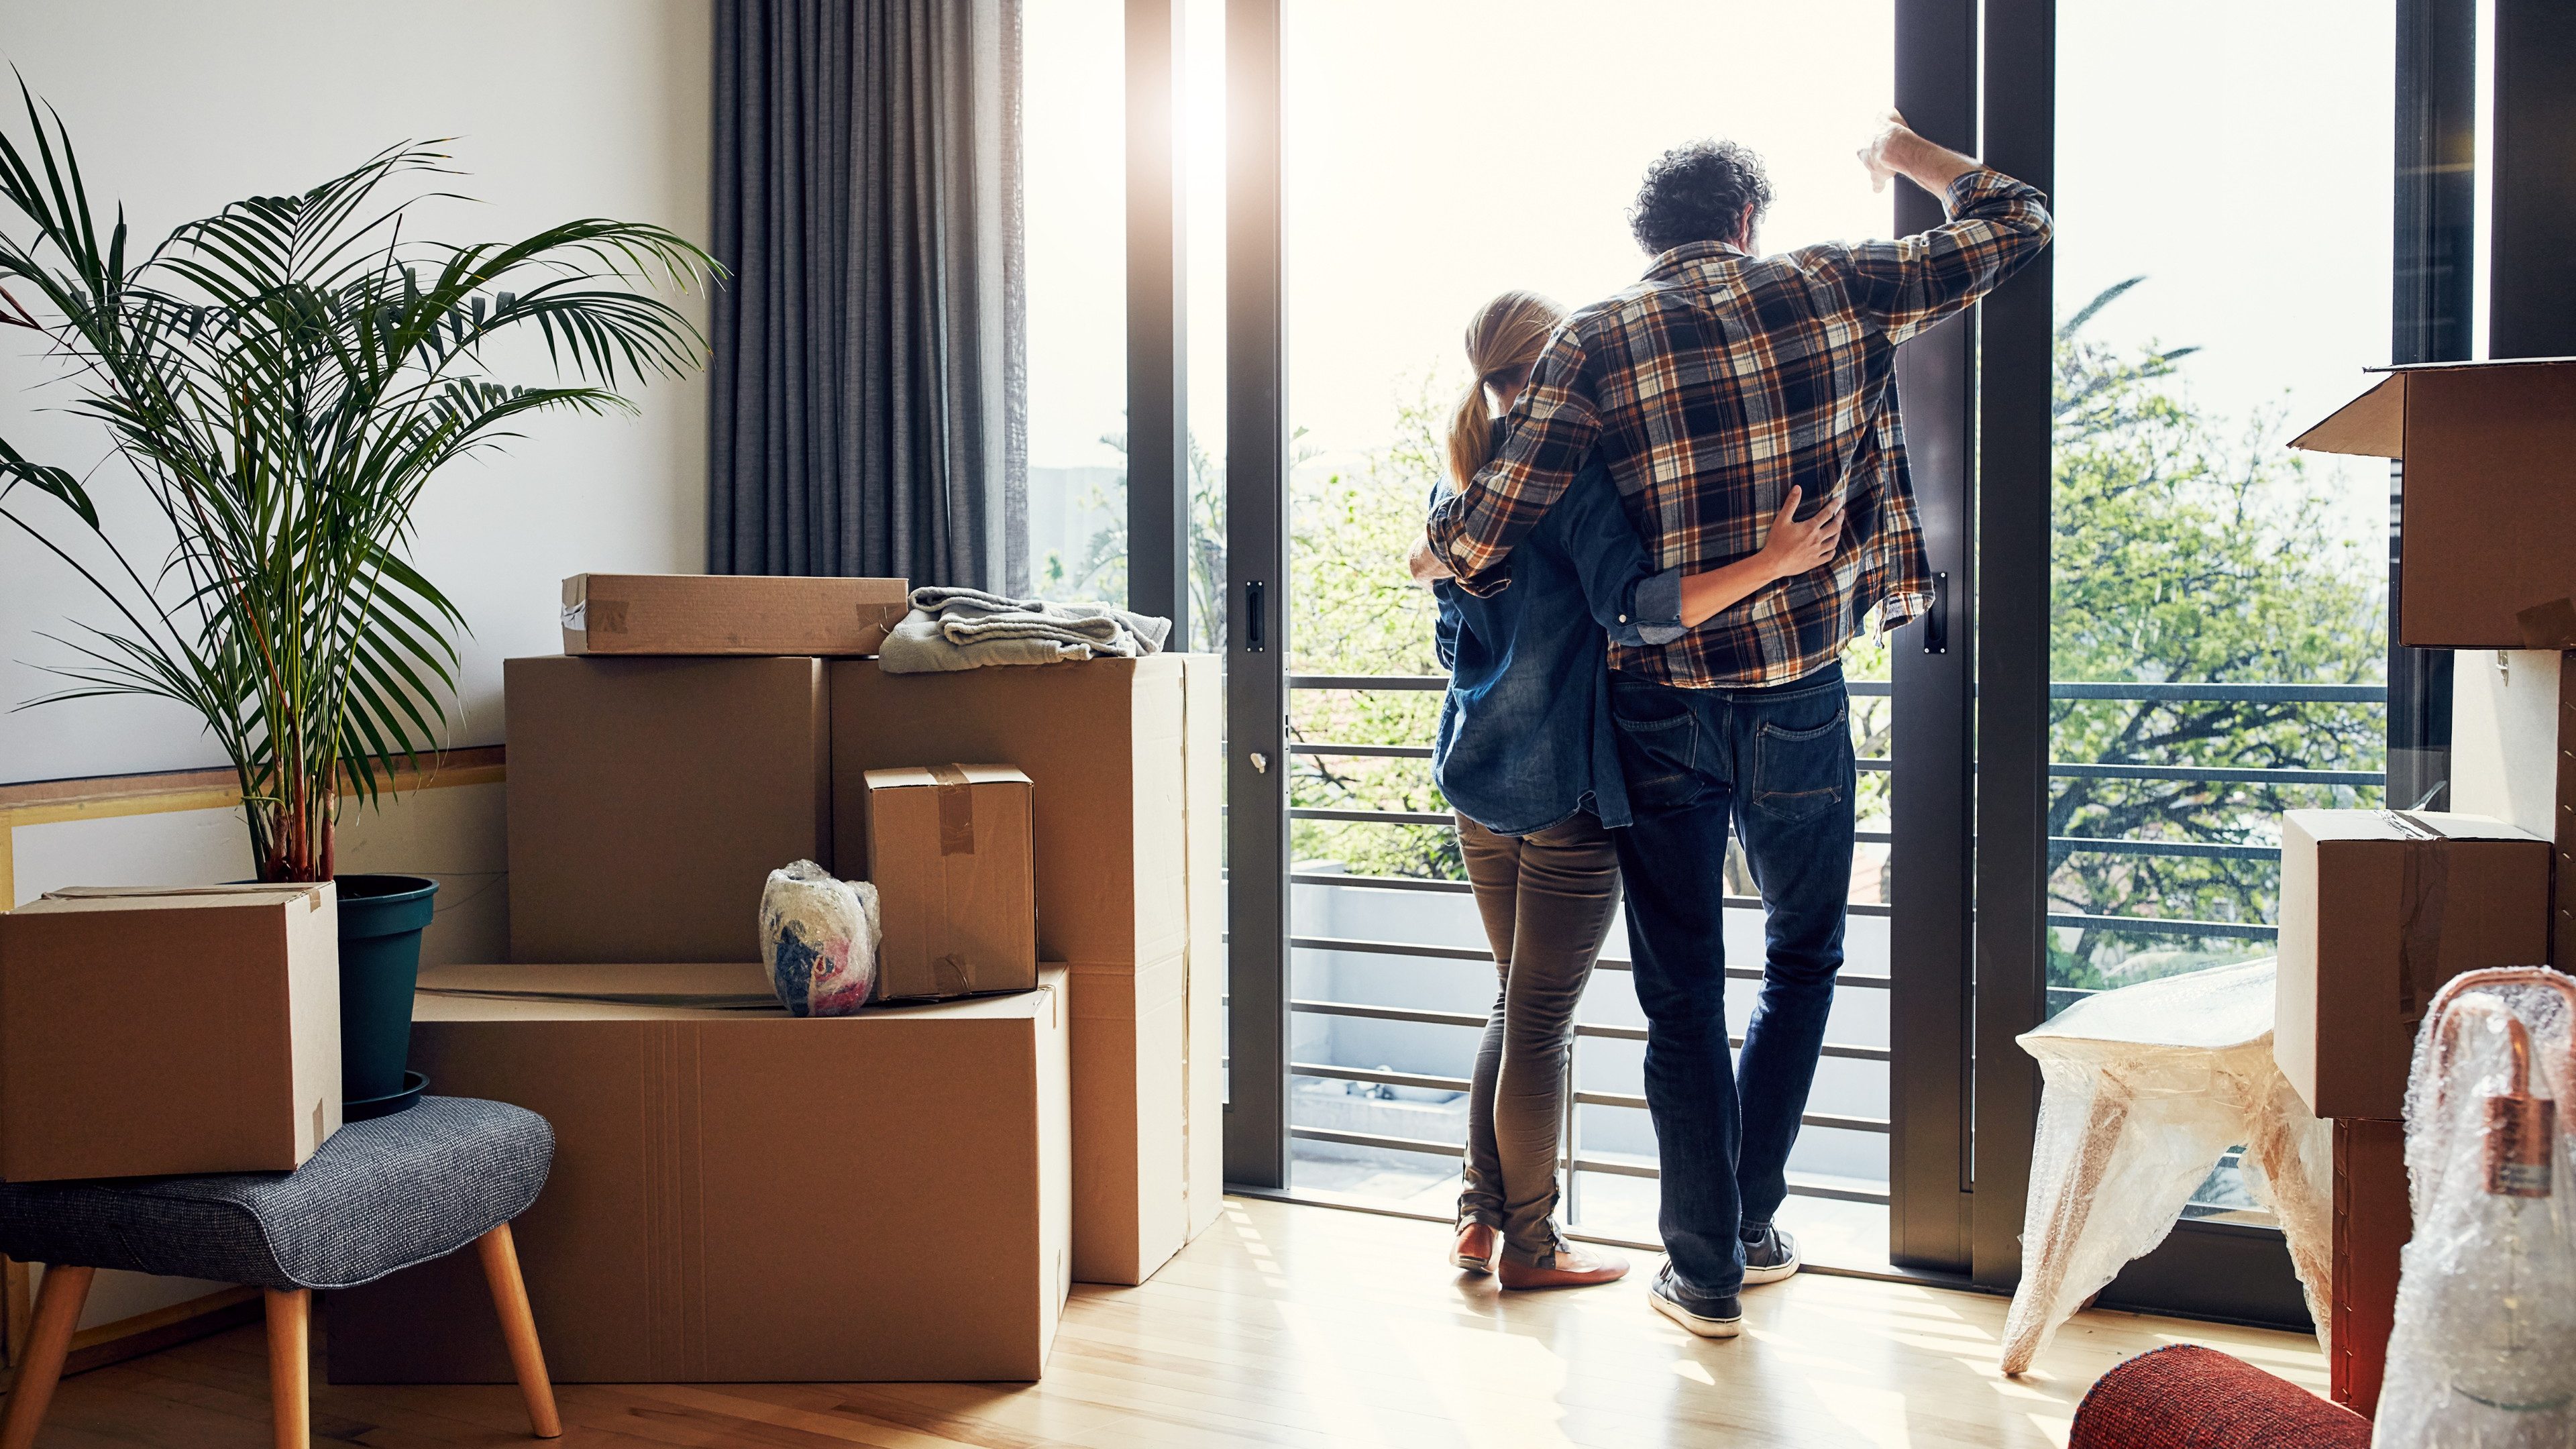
[758,859,881,1016]
[1998,959,2333,1375]
[2377,967,2576,1448]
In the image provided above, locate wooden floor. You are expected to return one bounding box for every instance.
[26,1196,2323,1448]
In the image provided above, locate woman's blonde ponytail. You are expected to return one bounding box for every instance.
[1445,289,1570,489]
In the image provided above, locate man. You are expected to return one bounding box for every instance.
[1421,113,2051,1337]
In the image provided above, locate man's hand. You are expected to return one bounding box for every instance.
[1407,533,1453,585]
[1859,110,1980,196]
[1755,486,1843,581]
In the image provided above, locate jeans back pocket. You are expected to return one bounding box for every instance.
[1751,701,1851,823]
[1609,684,1702,810]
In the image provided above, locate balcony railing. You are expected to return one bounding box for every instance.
[1282,672,2385,1218]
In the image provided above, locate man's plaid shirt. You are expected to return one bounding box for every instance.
[1426,168,2052,688]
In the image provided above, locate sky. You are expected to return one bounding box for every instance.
[1024,0,2397,549]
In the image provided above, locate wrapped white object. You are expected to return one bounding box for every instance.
[1998,959,2333,1375]
[758,860,880,1016]
[2377,967,2576,1448]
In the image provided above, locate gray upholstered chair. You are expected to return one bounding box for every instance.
[0,1095,559,1449]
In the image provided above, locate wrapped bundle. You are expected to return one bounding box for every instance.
[758,860,880,1016]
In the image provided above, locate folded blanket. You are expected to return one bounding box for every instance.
[877,586,1173,674]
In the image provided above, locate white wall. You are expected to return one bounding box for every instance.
[0,0,712,783]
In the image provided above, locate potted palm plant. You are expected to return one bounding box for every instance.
[0,90,714,1114]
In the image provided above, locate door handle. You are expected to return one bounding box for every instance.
[1245,580,1267,653]
[1922,571,1948,655]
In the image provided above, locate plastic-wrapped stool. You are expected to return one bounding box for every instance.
[1999,959,2333,1375]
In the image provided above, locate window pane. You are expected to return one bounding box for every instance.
[2047,1,2394,1021]
[1024,0,1127,604]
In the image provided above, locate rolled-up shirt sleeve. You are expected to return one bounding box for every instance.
[1611,567,1686,647]
[1424,327,1601,596]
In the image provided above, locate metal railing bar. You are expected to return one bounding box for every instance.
[2051,681,2386,703]
[1291,999,1487,1029]
[2051,763,2383,787]
[1289,936,1894,988]
[1289,675,2382,705]
[1291,743,1435,760]
[2053,836,2283,862]
[1291,871,1474,895]
[1291,808,1457,827]
[2047,912,2278,941]
[1292,1063,1471,1094]
[1573,1089,1890,1135]
[1290,1126,1463,1157]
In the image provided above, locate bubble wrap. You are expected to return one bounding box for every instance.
[1998,959,2332,1375]
[758,859,881,1017]
[2377,967,2576,1448]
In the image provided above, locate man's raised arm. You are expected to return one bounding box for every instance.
[1423,327,1601,596]
[1831,111,2053,343]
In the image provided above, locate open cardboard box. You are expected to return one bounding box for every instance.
[2292,358,2576,649]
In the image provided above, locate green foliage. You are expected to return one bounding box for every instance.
[1038,429,1229,655]
[2047,279,2385,981]
[0,91,714,879]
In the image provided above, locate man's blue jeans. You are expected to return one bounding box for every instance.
[1606,663,1854,1303]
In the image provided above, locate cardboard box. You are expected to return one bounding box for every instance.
[863,765,1036,1000]
[0,884,339,1181]
[328,963,1069,1384]
[2331,1116,2410,1417]
[2292,360,2576,648]
[2276,810,2551,1119]
[2451,647,2576,967]
[830,655,1216,965]
[560,573,909,657]
[1067,955,1224,1285]
[830,656,1226,1283]
[505,655,828,963]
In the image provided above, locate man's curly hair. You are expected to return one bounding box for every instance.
[1629,140,1774,256]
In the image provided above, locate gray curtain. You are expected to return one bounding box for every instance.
[709,0,1027,590]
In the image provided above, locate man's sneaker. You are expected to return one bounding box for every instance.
[1648,1265,1743,1339]
[1741,1222,1802,1285]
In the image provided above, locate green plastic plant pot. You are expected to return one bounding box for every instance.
[335,874,437,1109]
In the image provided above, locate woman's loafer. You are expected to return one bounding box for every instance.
[1451,1220,1497,1275]
[1497,1238,1630,1290]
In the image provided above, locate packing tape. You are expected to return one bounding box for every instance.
[2517,598,2576,650]
[587,600,629,635]
[931,764,975,855]
[931,953,975,996]
[2387,810,2451,1022]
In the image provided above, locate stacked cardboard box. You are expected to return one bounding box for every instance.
[832,656,1226,1286]
[2288,361,2576,1415]
[331,963,1069,1384]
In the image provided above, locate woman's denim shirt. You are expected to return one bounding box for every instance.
[1432,453,1683,835]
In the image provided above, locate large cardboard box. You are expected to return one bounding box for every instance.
[561,573,909,656]
[2292,360,2576,648]
[831,656,1225,1283]
[0,884,339,1181]
[329,963,1070,1384]
[1067,953,1225,1285]
[505,655,828,963]
[863,765,1037,1001]
[2275,810,2551,1119]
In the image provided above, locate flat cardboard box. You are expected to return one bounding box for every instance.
[2332,1117,2410,1417]
[505,655,828,963]
[2275,810,2551,1119]
[1067,955,1224,1285]
[863,765,1036,1001]
[2292,360,2576,648]
[830,655,1226,1282]
[0,884,339,1181]
[561,573,909,656]
[328,963,1069,1384]
[830,655,1216,966]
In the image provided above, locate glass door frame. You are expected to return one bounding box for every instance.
[1145,0,2386,1325]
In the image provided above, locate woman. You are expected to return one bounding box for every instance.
[1421,290,1841,1289]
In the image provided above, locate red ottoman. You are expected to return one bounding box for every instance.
[2072,1345,2369,1448]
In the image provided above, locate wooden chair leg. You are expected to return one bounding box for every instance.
[475,1223,561,1439]
[263,1288,309,1449]
[0,1264,92,1449]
